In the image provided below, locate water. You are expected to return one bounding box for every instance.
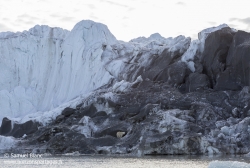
[0,154,249,168]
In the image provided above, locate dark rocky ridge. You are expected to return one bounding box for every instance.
[1,25,250,156]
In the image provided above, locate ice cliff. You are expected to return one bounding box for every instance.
[0,20,116,120]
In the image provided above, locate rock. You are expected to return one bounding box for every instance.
[36,126,66,143]
[0,118,40,138]
[214,71,242,90]
[185,73,210,92]
[61,107,75,117]
[79,104,97,118]
[142,48,189,82]
[201,27,235,88]
[92,111,107,118]
[119,105,141,120]
[215,31,250,90]
[91,136,118,147]
[0,117,12,135]
[46,131,95,154]
[11,120,40,138]
[167,62,190,86]
[55,115,65,123]
[130,104,160,123]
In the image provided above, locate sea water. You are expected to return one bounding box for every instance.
[0,154,250,168]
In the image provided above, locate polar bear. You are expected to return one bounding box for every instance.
[116,131,126,138]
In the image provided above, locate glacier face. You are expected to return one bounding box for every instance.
[0,20,235,124]
[0,20,116,120]
[2,20,250,156]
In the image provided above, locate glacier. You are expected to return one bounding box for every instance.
[1,20,250,156]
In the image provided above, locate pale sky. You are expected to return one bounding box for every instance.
[0,0,250,41]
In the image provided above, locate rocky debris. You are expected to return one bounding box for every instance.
[9,78,250,156]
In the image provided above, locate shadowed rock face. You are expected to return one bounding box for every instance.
[201,27,235,88]
[199,27,250,91]
[215,31,250,90]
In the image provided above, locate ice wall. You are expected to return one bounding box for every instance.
[0,20,116,120]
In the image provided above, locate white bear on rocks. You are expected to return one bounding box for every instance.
[116,131,125,138]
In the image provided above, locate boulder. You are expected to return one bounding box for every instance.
[61,107,75,117]
[79,104,97,118]
[0,117,12,135]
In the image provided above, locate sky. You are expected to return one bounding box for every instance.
[0,0,250,41]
